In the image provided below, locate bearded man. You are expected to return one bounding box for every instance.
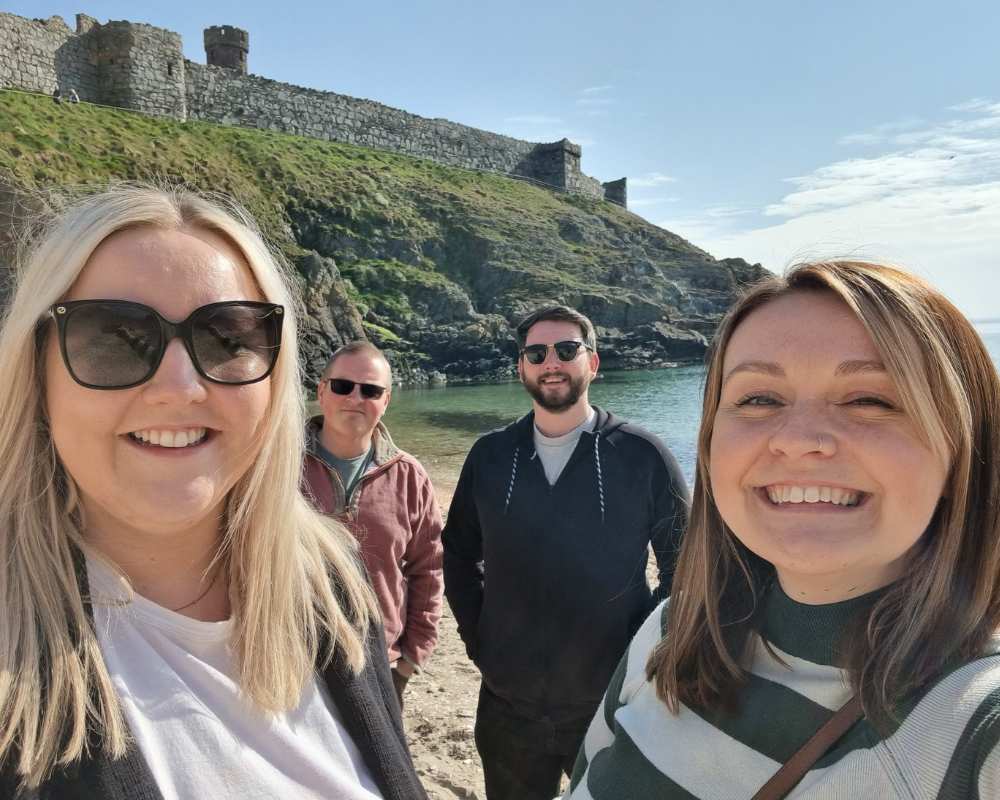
[443,305,690,800]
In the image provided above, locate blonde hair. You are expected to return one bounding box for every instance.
[0,185,378,788]
[648,260,1000,728]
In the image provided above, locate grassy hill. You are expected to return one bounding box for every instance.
[0,89,766,383]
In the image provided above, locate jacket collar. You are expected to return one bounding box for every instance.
[306,415,400,466]
[511,404,617,447]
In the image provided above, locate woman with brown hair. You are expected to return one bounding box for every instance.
[565,261,1000,799]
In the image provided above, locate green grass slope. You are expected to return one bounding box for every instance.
[0,90,765,381]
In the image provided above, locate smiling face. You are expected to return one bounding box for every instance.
[518,320,599,412]
[317,351,391,457]
[709,290,949,602]
[44,225,271,546]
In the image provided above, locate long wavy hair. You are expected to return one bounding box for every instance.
[0,185,378,788]
[647,260,1000,728]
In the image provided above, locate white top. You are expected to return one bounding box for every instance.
[533,406,597,485]
[86,556,385,800]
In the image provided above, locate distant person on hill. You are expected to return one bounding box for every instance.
[443,305,690,800]
[303,341,444,708]
[0,186,426,799]
[564,261,1000,799]
[69,88,80,103]
[51,87,61,104]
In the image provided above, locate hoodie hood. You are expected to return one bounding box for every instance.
[503,405,620,522]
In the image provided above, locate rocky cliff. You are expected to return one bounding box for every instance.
[0,91,767,385]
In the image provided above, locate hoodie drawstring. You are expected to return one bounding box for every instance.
[504,433,606,522]
[594,433,605,522]
[504,447,520,515]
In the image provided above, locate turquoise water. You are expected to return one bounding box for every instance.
[385,325,1000,496]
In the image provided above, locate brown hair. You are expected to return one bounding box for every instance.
[647,260,1000,728]
[515,305,597,351]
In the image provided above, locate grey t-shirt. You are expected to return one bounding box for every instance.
[533,407,597,486]
[316,441,373,501]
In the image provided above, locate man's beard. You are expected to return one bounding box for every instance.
[523,371,589,412]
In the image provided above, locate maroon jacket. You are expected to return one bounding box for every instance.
[303,416,444,668]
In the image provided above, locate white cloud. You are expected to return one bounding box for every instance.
[948,98,997,113]
[580,84,614,94]
[838,117,925,146]
[630,171,677,187]
[661,100,1000,318]
[704,205,752,219]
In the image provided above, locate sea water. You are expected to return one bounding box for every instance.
[384,324,1000,493]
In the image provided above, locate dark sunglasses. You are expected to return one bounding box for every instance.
[328,378,388,400]
[520,340,592,366]
[47,299,283,390]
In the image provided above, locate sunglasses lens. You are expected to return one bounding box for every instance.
[554,341,582,362]
[523,346,547,365]
[330,379,385,399]
[190,304,280,384]
[62,302,161,388]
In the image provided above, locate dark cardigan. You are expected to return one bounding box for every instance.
[0,552,428,800]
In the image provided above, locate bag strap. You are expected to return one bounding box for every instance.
[751,694,863,800]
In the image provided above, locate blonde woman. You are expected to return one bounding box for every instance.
[566,261,1000,799]
[0,186,427,799]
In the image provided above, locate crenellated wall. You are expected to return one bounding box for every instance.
[185,63,544,177]
[0,11,626,206]
[0,14,100,101]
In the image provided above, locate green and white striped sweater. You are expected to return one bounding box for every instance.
[565,586,1000,799]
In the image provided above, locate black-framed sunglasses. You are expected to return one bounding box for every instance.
[520,340,593,366]
[47,299,284,390]
[327,378,388,400]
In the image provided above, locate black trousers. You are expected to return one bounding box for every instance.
[474,684,593,800]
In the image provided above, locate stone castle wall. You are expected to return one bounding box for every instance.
[186,63,547,180]
[0,11,625,205]
[0,14,100,100]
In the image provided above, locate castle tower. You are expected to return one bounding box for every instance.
[94,21,187,120]
[204,26,249,74]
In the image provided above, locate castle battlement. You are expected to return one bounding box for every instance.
[0,11,626,206]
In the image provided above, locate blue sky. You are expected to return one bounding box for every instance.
[12,0,1000,318]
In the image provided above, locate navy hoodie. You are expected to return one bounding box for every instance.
[443,406,689,720]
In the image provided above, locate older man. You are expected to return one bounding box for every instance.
[444,305,690,800]
[303,341,443,704]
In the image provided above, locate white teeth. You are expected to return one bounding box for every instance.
[765,485,861,507]
[129,428,207,448]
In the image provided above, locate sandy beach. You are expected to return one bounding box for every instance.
[398,467,491,799]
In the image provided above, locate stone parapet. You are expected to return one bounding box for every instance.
[0,10,626,206]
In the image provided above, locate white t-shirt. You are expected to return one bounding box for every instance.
[533,406,597,485]
[86,556,385,800]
